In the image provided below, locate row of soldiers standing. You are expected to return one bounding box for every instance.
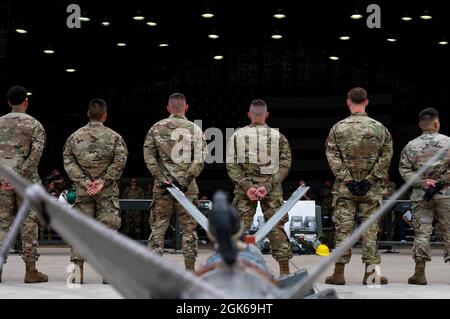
[1,85,449,285]
[324,87,450,286]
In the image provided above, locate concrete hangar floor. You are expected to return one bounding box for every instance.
[1,247,450,299]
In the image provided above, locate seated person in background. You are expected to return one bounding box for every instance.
[142,181,154,238]
[299,180,317,201]
[320,180,333,217]
[144,181,153,199]
[121,178,145,239]
[45,169,66,195]
[399,210,413,242]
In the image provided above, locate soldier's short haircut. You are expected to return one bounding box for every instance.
[347,87,368,104]
[168,92,187,111]
[169,92,186,101]
[419,107,439,122]
[7,86,28,106]
[249,99,268,115]
[88,98,107,121]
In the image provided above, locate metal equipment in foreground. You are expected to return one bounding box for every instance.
[1,139,449,298]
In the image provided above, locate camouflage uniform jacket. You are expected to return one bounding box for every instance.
[399,131,450,201]
[226,123,292,195]
[325,112,393,195]
[143,114,207,194]
[0,111,45,184]
[63,121,128,194]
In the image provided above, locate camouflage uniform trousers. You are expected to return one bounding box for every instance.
[71,184,122,262]
[334,192,382,265]
[148,193,198,260]
[0,188,40,263]
[412,198,450,263]
[232,193,293,262]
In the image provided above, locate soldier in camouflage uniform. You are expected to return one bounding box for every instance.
[226,99,292,276]
[325,88,393,285]
[399,108,450,285]
[143,93,207,271]
[63,98,128,283]
[121,178,145,239]
[0,86,48,283]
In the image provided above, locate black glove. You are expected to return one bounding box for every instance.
[171,179,188,193]
[357,179,372,197]
[346,180,361,196]
[424,181,444,201]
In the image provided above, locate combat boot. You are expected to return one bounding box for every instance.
[408,260,427,285]
[325,263,345,285]
[363,264,388,285]
[71,260,84,284]
[279,260,290,276]
[24,261,48,283]
[184,258,196,271]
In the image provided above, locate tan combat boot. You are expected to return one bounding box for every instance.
[363,264,388,285]
[325,263,346,285]
[408,260,427,285]
[24,261,48,283]
[279,260,290,277]
[71,260,84,284]
[185,258,196,271]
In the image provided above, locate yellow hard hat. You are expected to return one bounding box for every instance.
[316,244,330,257]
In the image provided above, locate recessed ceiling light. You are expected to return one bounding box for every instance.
[133,15,145,21]
[387,38,397,42]
[208,34,219,39]
[79,16,90,22]
[271,34,283,40]
[65,68,76,73]
[329,56,340,61]
[43,49,55,54]
[159,43,169,47]
[401,16,413,21]
[339,35,351,41]
[27,92,33,96]
[202,13,214,18]
[213,55,224,60]
[101,21,111,26]
[116,42,127,47]
[274,13,286,19]
[15,28,28,34]
[146,21,157,27]
[420,11,432,20]
[350,12,363,20]
[438,41,448,45]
